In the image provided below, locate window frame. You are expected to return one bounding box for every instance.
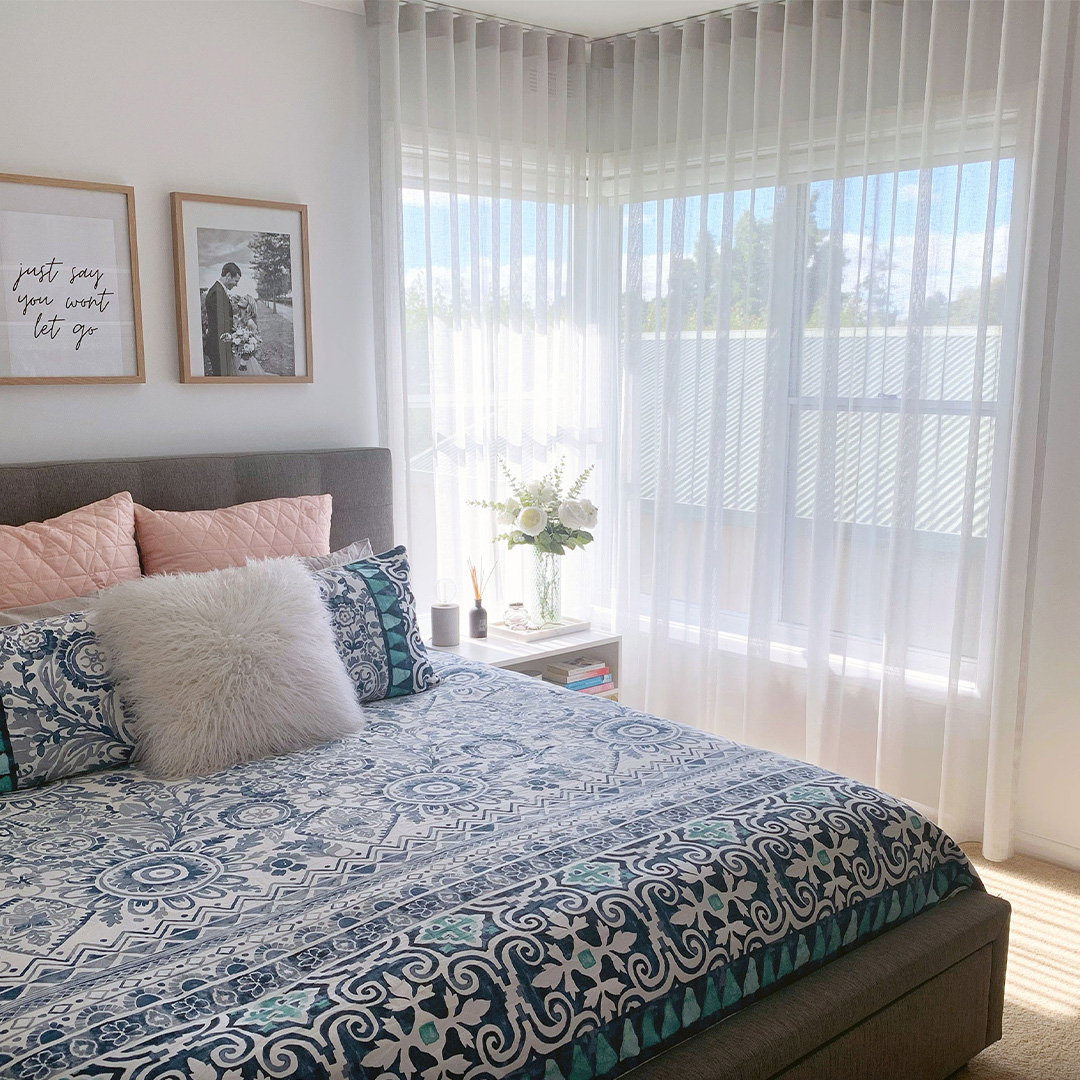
[610,155,1023,697]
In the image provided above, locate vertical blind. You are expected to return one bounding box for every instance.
[366,0,1075,858]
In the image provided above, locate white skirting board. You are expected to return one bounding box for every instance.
[898,800,1080,873]
[1014,830,1080,873]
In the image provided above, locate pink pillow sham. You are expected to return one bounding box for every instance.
[134,494,332,576]
[0,492,141,610]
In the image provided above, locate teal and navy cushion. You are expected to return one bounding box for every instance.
[314,546,437,703]
[0,613,135,792]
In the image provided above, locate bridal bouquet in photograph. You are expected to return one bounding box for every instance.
[472,461,598,625]
[221,294,262,366]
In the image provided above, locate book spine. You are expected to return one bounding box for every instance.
[546,659,605,676]
[579,682,617,696]
[563,674,612,691]
[546,666,609,684]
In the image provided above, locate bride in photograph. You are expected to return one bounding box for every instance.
[224,291,266,375]
[203,262,267,376]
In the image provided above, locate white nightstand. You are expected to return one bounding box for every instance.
[422,618,622,700]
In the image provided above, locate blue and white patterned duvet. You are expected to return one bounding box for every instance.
[0,655,978,1080]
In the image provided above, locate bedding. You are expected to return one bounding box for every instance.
[302,537,374,571]
[0,492,140,610]
[0,613,134,790]
[0,591,100,628]
[315,546,437,702]
[134,494,332,575]
[0,654,979,1080]
[0,540,373,627]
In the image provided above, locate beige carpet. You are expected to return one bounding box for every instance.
[951,844,1080,1080]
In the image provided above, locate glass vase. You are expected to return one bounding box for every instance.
[531,548,562,626]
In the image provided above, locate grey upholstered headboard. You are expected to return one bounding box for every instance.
[0,448,394,553]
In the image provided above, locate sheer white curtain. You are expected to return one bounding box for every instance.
[590,0,1074,857]
[367,0,1074,859]
[365,0,599,612]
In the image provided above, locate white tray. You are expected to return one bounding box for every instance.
[487,617,591,642]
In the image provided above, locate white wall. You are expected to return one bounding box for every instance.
[1014,39,1080,871]
[1,0,1077,869]
[0,0,378,464]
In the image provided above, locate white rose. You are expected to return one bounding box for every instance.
[558,500,589,529]
[515,505,548,537]
[526,480,555,504]
[577,498,598,529]
[498,496,521,525]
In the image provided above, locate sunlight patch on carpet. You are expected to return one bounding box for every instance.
[973,855,1080,1020]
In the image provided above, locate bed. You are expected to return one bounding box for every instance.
[0,449,1010,1080]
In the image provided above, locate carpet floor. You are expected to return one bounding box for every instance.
[951,843,1080,1080]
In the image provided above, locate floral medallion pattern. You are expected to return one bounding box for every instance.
[0,655,978,1080]
[315,547,438,703]
[0,613,135,791]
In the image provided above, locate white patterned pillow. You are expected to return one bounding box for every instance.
[0,591,100,628]
[93,558,365,780]
[0,614,135,792]
[314,546,437,703]
[299,537,373,571]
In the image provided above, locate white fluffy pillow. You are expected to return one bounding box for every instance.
[92,557,364,779]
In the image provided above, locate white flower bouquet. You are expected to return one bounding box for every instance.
[472,461,597,555]
[221,294,262,366]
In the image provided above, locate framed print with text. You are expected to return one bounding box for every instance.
[171,192,312,384]
[0,173,144,384]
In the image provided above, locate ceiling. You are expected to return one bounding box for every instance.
[307,1,733,38]
[445,1,729,38]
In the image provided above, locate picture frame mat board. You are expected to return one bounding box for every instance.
[0,172,144,385]
[170,192,312,384]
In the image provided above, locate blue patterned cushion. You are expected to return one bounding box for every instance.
[314,546,438,703]
[0,614,135,792]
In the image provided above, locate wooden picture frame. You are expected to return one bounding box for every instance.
[0,172,144,384]
[171,192,313,384]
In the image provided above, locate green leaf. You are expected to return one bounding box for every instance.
[498,458,527,500]
[567,464,594,499]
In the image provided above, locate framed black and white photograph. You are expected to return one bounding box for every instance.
[171,192,312,383]
[0,173,144,384]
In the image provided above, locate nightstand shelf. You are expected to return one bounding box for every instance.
[423,621,622,701]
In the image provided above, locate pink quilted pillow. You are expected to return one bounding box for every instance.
[134,495,332,576]
[0,492,141,610]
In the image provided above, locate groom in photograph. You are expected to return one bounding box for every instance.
[203,262,241,376]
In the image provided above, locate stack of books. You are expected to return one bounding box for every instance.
[543,656,614,695]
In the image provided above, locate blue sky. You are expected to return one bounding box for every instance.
[404,194,546,273]
[402,157,1015,312]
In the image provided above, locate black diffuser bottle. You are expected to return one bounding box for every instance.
[469,597,488,638]
[467,558,492,639]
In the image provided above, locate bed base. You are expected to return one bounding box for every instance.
[630,889,1010,1080]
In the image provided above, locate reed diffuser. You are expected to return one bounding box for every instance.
[467,558,495,638]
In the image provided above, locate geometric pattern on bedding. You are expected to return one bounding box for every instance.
[314,545,438,703]
[0,654,979,1080]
